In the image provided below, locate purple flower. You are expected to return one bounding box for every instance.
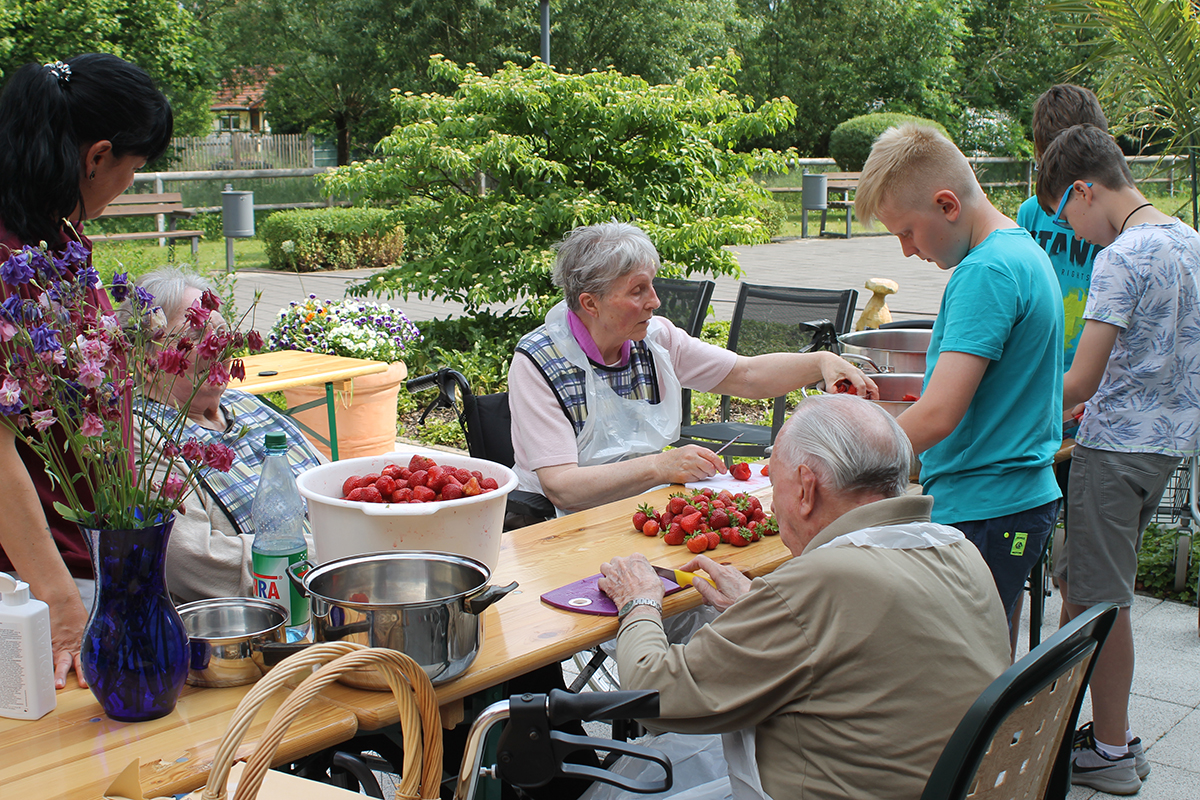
[25,248,53,280]
[0,296,24,323]
[54,240,90,274]
[1,251,35,286]
[29,324,62,354]
[76,265,100,289]
[133,286,154,311]
[108,272,131,303]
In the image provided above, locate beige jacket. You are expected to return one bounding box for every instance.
[617,495,1009,800]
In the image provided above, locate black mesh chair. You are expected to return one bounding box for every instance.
[654,277,716,425]
[673,283,858,461]
[407,369,555,527]
[921,602,1117,800]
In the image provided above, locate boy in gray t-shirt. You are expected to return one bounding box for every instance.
[1036,123,1200,795]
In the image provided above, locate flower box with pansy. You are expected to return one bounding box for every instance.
[0,238,262,530]
[268,296,422,363]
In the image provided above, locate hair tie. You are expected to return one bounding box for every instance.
[43,60,72,85]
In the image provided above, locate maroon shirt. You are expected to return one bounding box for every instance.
[0,219,106,579]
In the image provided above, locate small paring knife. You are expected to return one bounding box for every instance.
[652,565,714,589]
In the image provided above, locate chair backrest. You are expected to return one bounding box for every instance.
[653,277,716,337]
[727,284,859,356]
[461,390,517,468]
[921,603,1119,800]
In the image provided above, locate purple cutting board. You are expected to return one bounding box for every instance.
[541,573,684,616]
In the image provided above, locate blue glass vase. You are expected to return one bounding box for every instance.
[80,515,189,722]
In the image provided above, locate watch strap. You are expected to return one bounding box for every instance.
[618,597,663,620]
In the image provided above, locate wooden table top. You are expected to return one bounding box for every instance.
[0,679,357,800]
[319,480,788,730]
[237,351,391,395]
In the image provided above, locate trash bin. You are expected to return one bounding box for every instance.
[801,173,828,238]
[221,185,254,272]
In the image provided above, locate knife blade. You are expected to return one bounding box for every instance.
[652,565,714,589]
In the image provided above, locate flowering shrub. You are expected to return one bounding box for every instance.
[0,238,261,529]
[268,296,422,363]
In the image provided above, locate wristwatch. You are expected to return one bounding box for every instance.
[617,597,663,620]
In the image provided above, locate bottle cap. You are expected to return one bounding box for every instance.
[0,571,30,605]
[264,431,287,450]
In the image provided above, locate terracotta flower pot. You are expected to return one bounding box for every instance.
[282,361,407,460]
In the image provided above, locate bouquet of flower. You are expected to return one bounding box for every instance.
[268,295,422,363]
[0,239,261,530]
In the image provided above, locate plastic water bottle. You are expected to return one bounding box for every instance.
[250,431,309,639]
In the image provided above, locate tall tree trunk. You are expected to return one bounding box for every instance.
[337,115,351,166]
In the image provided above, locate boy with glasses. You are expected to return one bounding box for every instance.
[1037,123,1200,794]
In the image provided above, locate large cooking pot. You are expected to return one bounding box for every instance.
[178,597,286,687]
[839,328,932,375]
[867,373,926,419]
[283,550,517,688]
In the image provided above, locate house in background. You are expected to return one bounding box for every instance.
[211,77,271,134]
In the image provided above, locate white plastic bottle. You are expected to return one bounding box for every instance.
[250,431,310,638]
[0,572,56,720]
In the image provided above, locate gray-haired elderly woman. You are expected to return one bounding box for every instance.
[129,267,324,602]
[508,222,878,513]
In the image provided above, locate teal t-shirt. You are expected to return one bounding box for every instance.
[921,227,1064,525]
[1017,195,1103,370]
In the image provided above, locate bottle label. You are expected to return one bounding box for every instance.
[251,548,309,627]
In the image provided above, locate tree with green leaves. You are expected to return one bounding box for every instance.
[0,0,214,136]
[322,52,795,312]
[1048,0,1200,225]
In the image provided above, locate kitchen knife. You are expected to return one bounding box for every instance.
[652,565,714,589]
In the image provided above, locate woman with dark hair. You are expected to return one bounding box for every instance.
[0,53,173,690]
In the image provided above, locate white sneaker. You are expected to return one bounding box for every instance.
[1071,723,1142,795]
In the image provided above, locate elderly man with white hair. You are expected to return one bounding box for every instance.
[599,394,1010,800]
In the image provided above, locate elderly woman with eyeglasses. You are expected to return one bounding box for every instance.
[128,267,324,603]
[508,222,877,514]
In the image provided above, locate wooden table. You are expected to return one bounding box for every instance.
[0,482,782,797]
[0,679,357,799]
[238,351,391,460]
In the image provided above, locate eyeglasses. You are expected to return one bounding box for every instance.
[1051,182,1092,229]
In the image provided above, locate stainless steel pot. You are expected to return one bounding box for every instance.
[868,373,926,419]
[178,597,286,687]
[839,328,932,374]
[285,550,517,688]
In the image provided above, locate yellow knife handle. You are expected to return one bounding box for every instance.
[674,569,714,589]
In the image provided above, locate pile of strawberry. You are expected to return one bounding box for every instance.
[340,454,500,504]
[632,488,777,553]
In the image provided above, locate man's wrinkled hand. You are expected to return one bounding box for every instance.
[679,554,752,612]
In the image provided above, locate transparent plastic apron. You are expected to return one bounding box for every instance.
[544,301,682,469]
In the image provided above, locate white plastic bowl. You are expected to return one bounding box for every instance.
[296,453,517,570]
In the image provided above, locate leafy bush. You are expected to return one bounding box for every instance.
[323,52,798,312]
[1136,523,1198,605]
[259,208,404,272]
[954,107,1033,159]
[269,296,422,362]
[829,113,952,171]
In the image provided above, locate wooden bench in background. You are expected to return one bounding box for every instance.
[820,171,860,239]
[91,192,204,255]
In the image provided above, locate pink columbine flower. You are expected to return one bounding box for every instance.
[206,360,230,386]
[31,409,56,432]
[99,314,120,334]
[202,443,235,472]
[80,413,105,437]
[184,303,211,329]
[229,359,246,381]
[0,320,16,342]
[157,347,191,376]
[246,330,264,350]
[161,473,185,499]
[77,359,105,389]
[200,290,222,311]
[0,377,20,406]
[181,439,205,462]
[163,440,181,458]
[198,328,230,361]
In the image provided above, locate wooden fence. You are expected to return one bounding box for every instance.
[168,133,316,171]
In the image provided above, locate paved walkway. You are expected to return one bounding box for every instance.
[231,236,1200,798]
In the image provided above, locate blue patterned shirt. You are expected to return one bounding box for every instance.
[1078,220,1200,455]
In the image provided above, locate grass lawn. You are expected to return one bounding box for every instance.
[90,237,271,282]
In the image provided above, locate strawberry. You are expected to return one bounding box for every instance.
[381,465,403,479]
[733,510,748,527]
[342,475,361,497]
[480,477,499,491]
[461,477,482,496]
[409,454,435,471]
[680,511,703,534]
[705,530,720,549]
[632,503,654,532]
[660,511,675,528]
[701,488,715,498]
[685,533,709,553]
[472,470,484,480]
[441,484,464,501]
[361,485,383,503]
[667,496,688,515]
[760,464,769,477]
[832,378,858,395]
[664,522,686,546]
[719,526,733,543]
[375,475,397,496]
[643,519,661,537]
[902,393,920,402]
[454,468,473,484]
[728,528,751,547]
[407,469,429,488]
[760,517,780,536]
[356,473,381,489]
[412,485,437,502]
[346,487,368,502]
[681,504,698,518]
[399,467,413,480]
[426,465,448,490]
[752,508,767,523]
[392,487,413,503]
[730,462,752,481]
[709,508,731,529]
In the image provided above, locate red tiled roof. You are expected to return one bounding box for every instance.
[211,75,271,111]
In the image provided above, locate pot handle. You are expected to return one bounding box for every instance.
[466,580,519,615]
[286,559,314,595]
[359,501,441,516]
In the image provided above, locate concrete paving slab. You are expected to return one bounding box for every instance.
[1143,707,1200,775]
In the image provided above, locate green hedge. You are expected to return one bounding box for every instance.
[828,113,951,172]
[259,208,405,272]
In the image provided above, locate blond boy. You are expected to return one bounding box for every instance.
[855,124,1064,632]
